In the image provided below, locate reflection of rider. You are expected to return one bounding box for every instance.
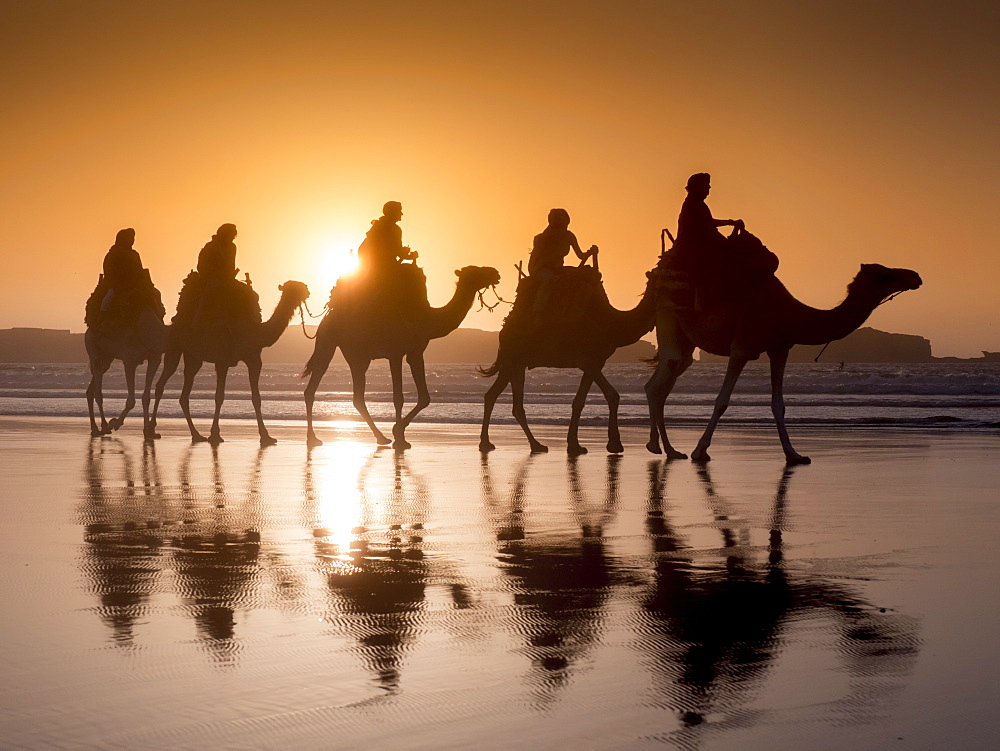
[358,201,416,274]
[99,228,145,312]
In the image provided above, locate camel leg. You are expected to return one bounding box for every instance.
[567,371,595,456]
[149,346,181,439]
[388,356,409,450]
[208,361,229,444]
[691,352,748,463]
[394,352,431,450]
[768,348,810,465]
[142,354,161,440]
[348,357,391,446]
[247,356,276,447]
[511,368,547,453]
[180,355,208,443]
[593,371,623,454]
[109,361,138,432]
[644,317,694,459]
[86,356,113,436]
[480,371,510,452]
[304,333,337,447]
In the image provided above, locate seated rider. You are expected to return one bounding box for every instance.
[528,208,597,278]
[100,228,145,312]
[527,209,598,317]
[197,222,239,284]
[676,172,743,249]
[358,201,417,274]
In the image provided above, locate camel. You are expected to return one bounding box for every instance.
[479,269,656,455]
[85,293,167,439]
[645,262,922,463]
[149,280,310,446]
[303,265,501,449]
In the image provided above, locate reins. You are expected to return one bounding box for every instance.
[814,289,908,362]
[477,285,512,312]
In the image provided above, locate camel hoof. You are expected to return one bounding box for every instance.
[144,431,161,442]
[786,454,811,465]
[665,449,688,461]
[691,448,711,463]
[529,443,549,454]
[208,435,224,446]
[479,441,496,453]
[191,433,209,444]
[108,418,123,431]
[306,434,324,448]
[375,435,392,446]
[91,429,104,438]
[568,444,588,456]
[260,436,278,447]
[393,440,412,451]
[607,442,624,454]
[646,440,662,455]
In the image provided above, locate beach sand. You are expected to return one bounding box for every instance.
[1,416,997,749]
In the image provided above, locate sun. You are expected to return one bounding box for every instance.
[326,243,360,281]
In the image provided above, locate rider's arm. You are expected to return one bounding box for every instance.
[568,231,591,261]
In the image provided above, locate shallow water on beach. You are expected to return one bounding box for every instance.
[1,419,998,749]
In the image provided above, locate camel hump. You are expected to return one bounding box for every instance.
[84,269,166,328]
[327,262,429,322]
[172,270,262,334]
[505,265,606,328]
[653,229,779,311]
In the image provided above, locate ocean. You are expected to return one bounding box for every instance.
[3,361,999,432]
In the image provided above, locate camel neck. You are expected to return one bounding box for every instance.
[790,288,885,347]
[609,282,656,348]
[260,295,299,348]
[427,281,480,340]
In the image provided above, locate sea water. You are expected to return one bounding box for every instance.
[3,361,999,431]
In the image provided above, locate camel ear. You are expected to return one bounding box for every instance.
[278,283,285,291]
[455,269,461,277]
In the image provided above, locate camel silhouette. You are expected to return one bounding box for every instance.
[302,265,501,449]
[85,280,167,439]
[646,262,922,463]
[150,280,309,445]
[479,270,655,455]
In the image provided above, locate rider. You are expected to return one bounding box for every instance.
[527,208,597,277]
[676,173,743,247]
[358,201,417,274]
[197,223,239,284]
[99,228,144,312]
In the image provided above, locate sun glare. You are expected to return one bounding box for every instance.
[325,242,360,283]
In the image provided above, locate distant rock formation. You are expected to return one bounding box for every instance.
[0,327,655,365]
[698,327,933,363]
[0,328,86,363]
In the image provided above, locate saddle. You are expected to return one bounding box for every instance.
[85,269,165,327]
[505,265,604,328]
[653,229,778,311]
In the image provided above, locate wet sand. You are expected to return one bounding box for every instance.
[1,416,997,750]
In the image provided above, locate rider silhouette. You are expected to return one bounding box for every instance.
[358,201,417,274]
[527,208,597,277]
[676,173,743,246]
[197,223,239,284]
[99,228,144,312]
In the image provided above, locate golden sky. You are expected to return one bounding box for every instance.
[1,1,996,356]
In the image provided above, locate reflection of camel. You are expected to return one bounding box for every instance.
[150,281,309,445]
[306,448,436,691]
[480,453,620,703]
[637,461,920,745]
[79,438,270,663]
[480,274,656,455]
[646,263,922,462]
[85,299,167,439]
[303,266,500,449]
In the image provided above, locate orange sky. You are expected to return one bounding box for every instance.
[1,1,996,356]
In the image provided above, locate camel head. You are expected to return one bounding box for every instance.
[277,280,310,306]
[850,264,922,303]
[455,265,502,291]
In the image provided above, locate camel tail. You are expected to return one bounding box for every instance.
[301,349,329,380]
[477,359,501,378]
